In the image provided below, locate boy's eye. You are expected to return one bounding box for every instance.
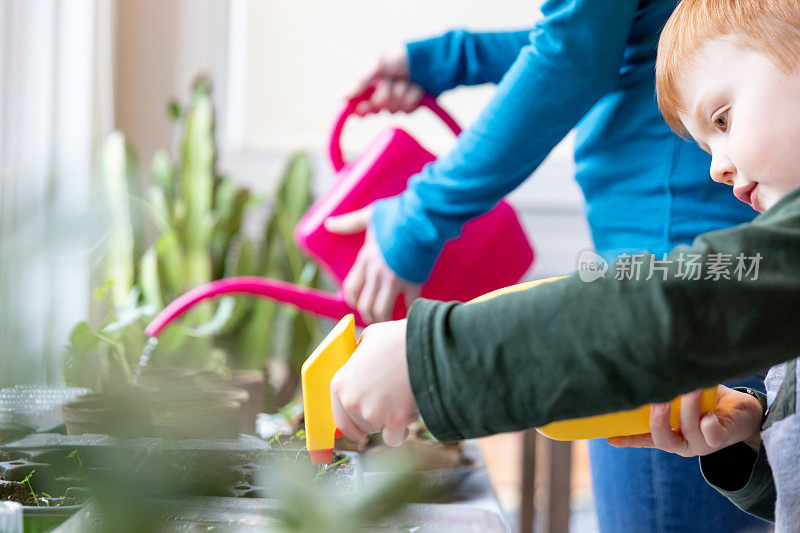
[713,110,729,131]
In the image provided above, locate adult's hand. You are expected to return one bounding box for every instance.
[607,386,763,456]
[324,207,422,324]
[330,319,418,446]
[345,45,424,116]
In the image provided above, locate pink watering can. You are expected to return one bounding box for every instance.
[145,90,534,337]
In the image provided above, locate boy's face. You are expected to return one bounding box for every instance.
[678,39,800,212]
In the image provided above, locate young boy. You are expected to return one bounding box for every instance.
[330,0,800,526]
[607,0,800,526]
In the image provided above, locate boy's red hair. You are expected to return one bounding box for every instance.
[656,0,800,136]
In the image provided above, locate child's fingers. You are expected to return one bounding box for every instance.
[372,275,399,323]
[649,403,687,454]
[386,80,405,113]
[356,262,381,324]
[400,84,424,113]
[355,101,373,116]
[370,79,393,112]
[342,254,367,309]
[382,425,409,447]
[678,390,709,452]
[699,412,726,448]
[331,392,368,441]
[324,208,371,235]
[701,387,763,450]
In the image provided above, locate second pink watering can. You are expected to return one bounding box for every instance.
[145,90,534,336]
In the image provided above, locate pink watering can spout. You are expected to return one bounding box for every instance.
[144,277,365,338]
[146,88,535,338]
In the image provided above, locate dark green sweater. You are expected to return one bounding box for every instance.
[406,186,800,442]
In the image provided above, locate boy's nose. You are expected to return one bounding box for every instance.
[710,153,736,185]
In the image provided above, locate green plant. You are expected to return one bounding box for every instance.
[20,470,40,507]
[67,449,87,478]
[63,79,321,408]
[314,455,350,480]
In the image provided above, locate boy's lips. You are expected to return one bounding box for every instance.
[733,183,762,212]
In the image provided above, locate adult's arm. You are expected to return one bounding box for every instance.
[372,0,640,283]
[405,190,800,441]
[407,29,532,95]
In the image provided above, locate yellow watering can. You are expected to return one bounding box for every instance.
[301,278,717,464]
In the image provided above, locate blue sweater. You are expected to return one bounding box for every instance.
[371,0,756,283]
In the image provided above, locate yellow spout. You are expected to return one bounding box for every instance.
[301,314,357,464]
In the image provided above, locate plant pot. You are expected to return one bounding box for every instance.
[135,368,199,388]
[230,369,267,434]
[198,369,267,434]
[61,392,154,437]
[136,368,248,439]
[152,399,241,440]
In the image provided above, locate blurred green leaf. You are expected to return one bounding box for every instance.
[102,303,154,334]
[139,247,163,310]
[99,132,140,310]
[191,297,235,336]
[147,187,173,234]
[152,149,175,199]
[155,231,185,297]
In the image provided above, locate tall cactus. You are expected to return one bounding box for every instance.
[65,79,323,406]
[99,132,142,311]
[180,81,215,290]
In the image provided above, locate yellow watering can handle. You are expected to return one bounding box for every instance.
[536,389,718,441]
[466,276,718,441]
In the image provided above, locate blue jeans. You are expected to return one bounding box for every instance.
[589,376,771,533]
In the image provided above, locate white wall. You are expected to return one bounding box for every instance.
[115,0,229,170]
[233,0,539,152]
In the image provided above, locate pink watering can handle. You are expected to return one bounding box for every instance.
[328,87,463,172]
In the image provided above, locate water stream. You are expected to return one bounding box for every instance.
[133,337,159,384]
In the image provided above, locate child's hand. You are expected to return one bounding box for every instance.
[330,319,419,446]
[324,206,422,324]
[607,386,763,456]
[345,45,424,116]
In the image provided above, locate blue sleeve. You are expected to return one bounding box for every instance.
[406,29,532,95]
[373,0,640,283]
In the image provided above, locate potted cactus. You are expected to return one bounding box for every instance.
[62,79,323,433]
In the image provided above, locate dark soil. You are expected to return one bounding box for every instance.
[0,480,37,506]
[0,445,361,505]
[267,413,465,472]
